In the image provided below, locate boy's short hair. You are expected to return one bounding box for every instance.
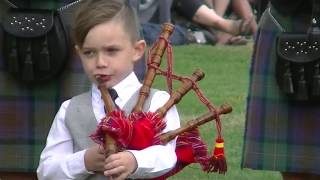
[73,0,141,48]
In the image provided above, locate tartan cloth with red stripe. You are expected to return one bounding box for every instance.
[0,1,73,173]
[0,52,90,172]
[0,1,89,172]
[242,7,320,174]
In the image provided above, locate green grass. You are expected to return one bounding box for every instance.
[152,44,282,180]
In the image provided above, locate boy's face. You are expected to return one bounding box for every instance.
[76,20,145,88]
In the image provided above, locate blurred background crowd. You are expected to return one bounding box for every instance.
[136,0,266,46]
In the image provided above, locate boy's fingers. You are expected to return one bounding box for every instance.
[104,157,121,170]
[105,154,118,163]
[113,172,130,180]
[97,161,107,171]
[104,165,125,176]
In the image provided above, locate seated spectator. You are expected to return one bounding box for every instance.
[204,0,258,44]
[132,0,197,46]
[206,0,257,34]
[173,0,253,35]
[172,0,252,45]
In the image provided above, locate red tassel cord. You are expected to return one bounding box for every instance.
[149,37,228,174]
[209,137,227,174]
[193,83,227,174]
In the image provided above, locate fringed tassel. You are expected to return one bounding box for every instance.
[39,46,50,71]
[90,110,132,149]
[283,62,294,94]
[128,112,166,149]
[8,40,19,73]
[296,67,308,100]
[312,63,320,96]
[23,54,34,81]
[210,138,227,174]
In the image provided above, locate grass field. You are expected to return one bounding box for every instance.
[151,43,282,180]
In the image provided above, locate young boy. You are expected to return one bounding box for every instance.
[37,0,180,179]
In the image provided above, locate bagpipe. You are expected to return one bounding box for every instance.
[90,23,232,179]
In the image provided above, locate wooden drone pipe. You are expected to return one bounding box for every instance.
[98,85,117,156]
[99,85,114,114]
[156,69,205,118]
[132,23,175,113]
[159,104,232,144]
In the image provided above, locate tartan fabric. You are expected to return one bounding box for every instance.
[0,0,146,173]
[241,7,320,174]
[0,54,91,172]
[0,58,90,172]
[0,0,91,172]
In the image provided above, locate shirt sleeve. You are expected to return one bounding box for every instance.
[127,90,181,179]
[37,100,92,180]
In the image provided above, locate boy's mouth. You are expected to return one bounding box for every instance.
[95,75,111,83]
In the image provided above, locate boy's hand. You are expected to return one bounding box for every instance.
[84,145,106,172]
[104,151,137,180]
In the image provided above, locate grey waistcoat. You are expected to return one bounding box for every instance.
[65,89,157,180]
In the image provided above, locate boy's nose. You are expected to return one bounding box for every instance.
[96,54,108,67]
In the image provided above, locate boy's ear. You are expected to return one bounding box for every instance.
[75,45,81,55]
[132,40,146,62]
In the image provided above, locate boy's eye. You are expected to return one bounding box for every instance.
[105,47,120,55]
[82,50,96,58]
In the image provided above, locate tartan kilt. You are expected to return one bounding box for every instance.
[0,50,91,172]
[0,1,91,172]
[241,7,320,174]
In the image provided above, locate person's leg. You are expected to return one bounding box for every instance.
[211,0,230,16]
[173,0,239,35]
[282,172,320,180]
[192,4,250,35]
[213,30,247,45]
[231,0,257,33]
[204,0,213,8]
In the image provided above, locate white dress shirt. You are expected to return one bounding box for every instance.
[37,72,180,180]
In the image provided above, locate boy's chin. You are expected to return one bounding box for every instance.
[96,82,110,88]
[95,80,117,89]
